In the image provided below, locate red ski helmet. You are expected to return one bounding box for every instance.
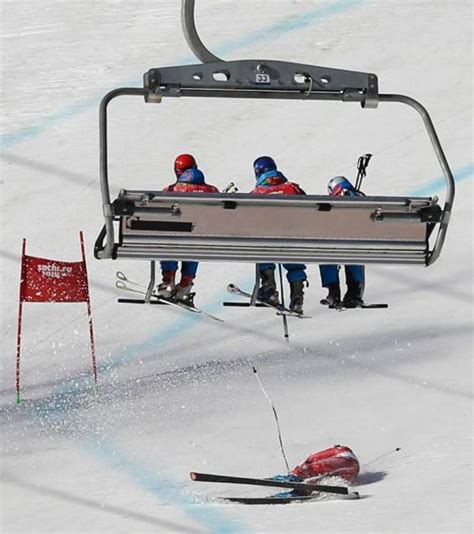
[174,153,197,177]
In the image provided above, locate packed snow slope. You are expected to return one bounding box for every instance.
[1,1,472,533]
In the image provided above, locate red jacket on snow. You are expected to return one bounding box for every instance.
[291,445,360,482]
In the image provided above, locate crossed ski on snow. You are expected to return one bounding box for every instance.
[190,471,360,505]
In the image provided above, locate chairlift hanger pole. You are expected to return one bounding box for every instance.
[97,0,454,266]
[181,0,222,64]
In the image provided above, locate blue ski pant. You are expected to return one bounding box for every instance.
[259,263,307,283]
[160,261,198,278]
[319,265,364,287]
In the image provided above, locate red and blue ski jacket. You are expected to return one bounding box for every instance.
[250,170,305,196]
[163,182,219,193]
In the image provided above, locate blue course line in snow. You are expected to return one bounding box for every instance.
[0,94,102,151]
[214,0,365,58]
[96,312,199,373]
[410,162,474,196]
[0,0,365,151]
[92,440,248,534]
[0,80,141,151]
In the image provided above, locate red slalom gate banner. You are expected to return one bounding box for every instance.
[20,258,89,303]
[16,232,97,403]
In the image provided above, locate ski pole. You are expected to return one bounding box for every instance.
[252,365,290,473]
[364,447,401,467]
[277,264,289,340]
[355,153,372,191]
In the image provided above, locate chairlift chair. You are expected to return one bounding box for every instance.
[95,0,454,275]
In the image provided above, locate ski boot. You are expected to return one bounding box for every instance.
[155,270,176,300]
[322,282,341,307]
[343,281,364,308]
[271,474,308,497]
[257,268,279,306]
[175,275,195,307]
[289,280,305,314]
[271,474,301,483]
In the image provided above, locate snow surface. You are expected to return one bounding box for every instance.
[1,1,473,532]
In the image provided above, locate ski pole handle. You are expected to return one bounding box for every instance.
[115,281,146,296]
[116,272,147,289]
[357,153,372,169]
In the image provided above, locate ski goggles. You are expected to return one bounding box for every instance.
[328,183,353,196]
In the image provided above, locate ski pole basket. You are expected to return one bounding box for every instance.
[94,0,454,267]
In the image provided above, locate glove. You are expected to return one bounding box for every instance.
[222,182,238,193]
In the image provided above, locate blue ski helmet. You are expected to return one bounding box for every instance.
[328,176,356,196]
[178,167,205,184]
[253,156,277,179]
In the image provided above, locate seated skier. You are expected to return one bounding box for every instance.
[250,156,308,314]
[156,154,219,306]
[320,176,365,308]
[272,444,360,495]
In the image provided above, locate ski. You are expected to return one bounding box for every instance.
[227,284,309,319]
[164,299,224,322]
[190,471,357,497]
[220,494,319,505]
[118,298,171,306]
[115,273,224,322]
[146,293,224,322]
[320,299,388,310]
[223,302,271,308]
[276,309,311,318]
